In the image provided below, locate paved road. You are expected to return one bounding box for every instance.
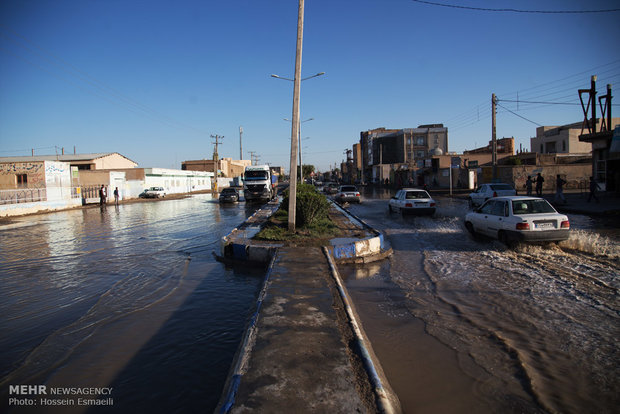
[339,193,619,414]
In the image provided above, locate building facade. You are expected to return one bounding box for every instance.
[182,158,251,179]
[531,122,593,155]
[361,125,448,184]
[0,152,138,171]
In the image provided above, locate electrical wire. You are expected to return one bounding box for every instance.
[411,0,620,14]
[496,102,542,126]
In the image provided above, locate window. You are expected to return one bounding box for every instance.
[415,136,425,146]
[17,174,27,186]
[416,150,426,158]
[481,200,507,216]
[562,140,566,152]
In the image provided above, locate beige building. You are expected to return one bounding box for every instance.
[182,158,251,178]
[0,152,138,172]
[531,122,594,154]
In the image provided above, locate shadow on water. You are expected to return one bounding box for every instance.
[94,260,265,413]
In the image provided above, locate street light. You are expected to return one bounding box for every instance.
[271,72,325,82]
[284,118,313,182]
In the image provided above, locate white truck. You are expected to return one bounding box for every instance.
[243,165,275,202]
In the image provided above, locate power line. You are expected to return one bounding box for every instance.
[411,0,620,14]
[496,102,542,127]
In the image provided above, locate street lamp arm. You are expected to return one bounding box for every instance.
[271,74,294,81]
[271,72,325,82]
[301,72,325,81]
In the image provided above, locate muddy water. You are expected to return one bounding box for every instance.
[343,196,619,414]
[0,196,264,413]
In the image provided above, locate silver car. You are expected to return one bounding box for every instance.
[334,185,361,204]
[468,183,516,208]
[388,188,436,215]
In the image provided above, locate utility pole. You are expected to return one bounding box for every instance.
[288,0,304,232]
[492,94,497,181]
[248,151,256,165]
[211,134,224,192]
[239,127,243,160]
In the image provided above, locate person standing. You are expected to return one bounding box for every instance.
[99,185,106,205]
[525,176,533,196]
[554,175,566,204]
[587,176,600,203]
[535,173,544,197]
[114,187,119,205]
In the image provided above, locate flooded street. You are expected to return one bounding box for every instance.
[0,195,264,413]
[343,193,619,414]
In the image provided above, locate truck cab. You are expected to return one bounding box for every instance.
[243,165,274,202]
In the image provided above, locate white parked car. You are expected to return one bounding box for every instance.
[388,188,436,215]
[464,196,570,245]
[468,183,516,208]
[144,186,166,198]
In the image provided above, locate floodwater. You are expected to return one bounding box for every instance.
[342,196,619,414]
[0,195,264,413]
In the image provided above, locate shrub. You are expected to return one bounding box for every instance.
[280,183,329,227]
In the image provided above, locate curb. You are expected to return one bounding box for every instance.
[323,246,401,414]
[328,201,392,264]
[216,252,278,413]
[217,200,392,265]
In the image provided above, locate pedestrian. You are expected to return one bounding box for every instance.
[525,176,533,196]
[554,175,566,204]
[587,176,600,203]
[114,187,119,205]
[535,173,544,197]
[99,185,106,205]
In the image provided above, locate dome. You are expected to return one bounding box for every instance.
[430,147,443,156]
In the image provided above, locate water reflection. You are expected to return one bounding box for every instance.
[0,196,264,412]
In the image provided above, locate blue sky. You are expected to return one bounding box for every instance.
[1,0,619,172]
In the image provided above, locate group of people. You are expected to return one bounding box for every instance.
[99,185,120,206]
[524,173,600,204]
[524,173,546,197]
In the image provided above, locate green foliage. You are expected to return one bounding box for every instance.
[506,157,522,165]
[281,183,329,227]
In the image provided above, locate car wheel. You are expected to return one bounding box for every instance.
[498,231,515,247]
[465,221,476,236]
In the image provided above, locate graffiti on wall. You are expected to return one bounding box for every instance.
[45,161,70,186]
[0,162,45,186]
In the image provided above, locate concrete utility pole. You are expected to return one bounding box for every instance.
[491,94,497,181]
[211,134,224,192]
[239,127,243,160]
[288,0,304,232]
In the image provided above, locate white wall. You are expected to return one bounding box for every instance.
[144,168,213,195]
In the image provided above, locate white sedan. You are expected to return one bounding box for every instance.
[465,196,570,245]
[388,188,436,215]
[144,186,166,198]
[468,183,516,208]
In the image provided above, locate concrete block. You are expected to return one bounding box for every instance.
[333,243,356,259]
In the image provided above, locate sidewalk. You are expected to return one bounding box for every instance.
[543,191,620,217]
[222,247,378,413]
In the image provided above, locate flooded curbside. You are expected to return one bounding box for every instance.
[323,246,402,414]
